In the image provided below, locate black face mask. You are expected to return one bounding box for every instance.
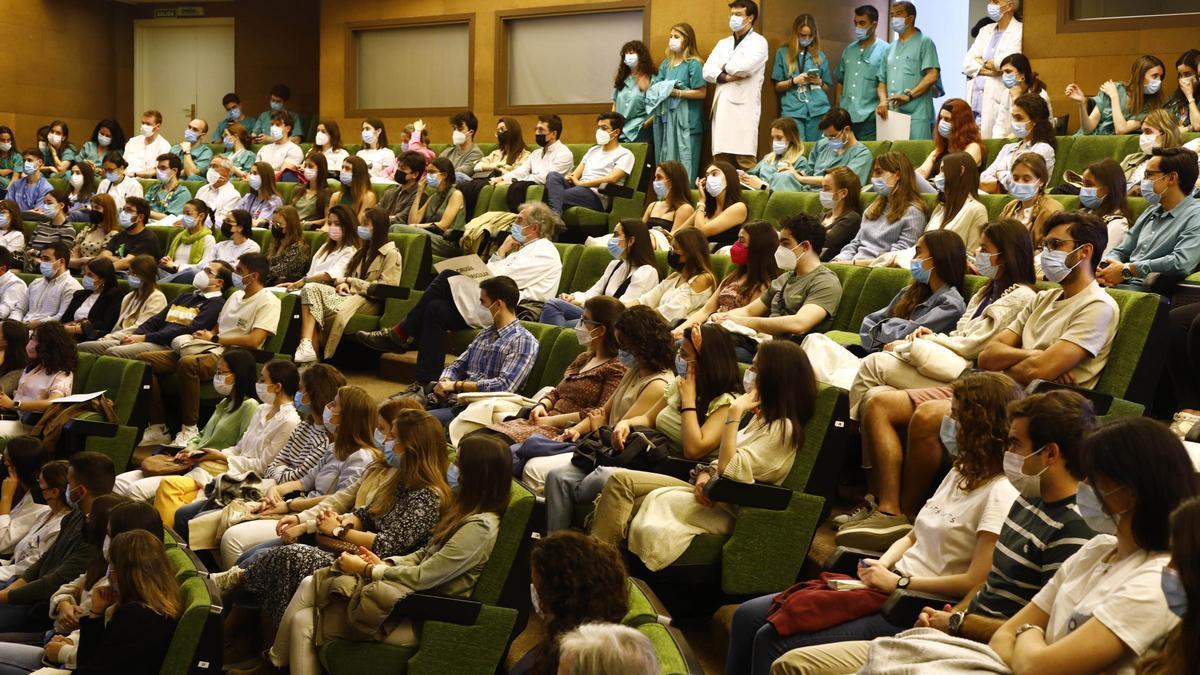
[535,133,548,148]
[221,224,234,239]
[270,225,285,239]
[497,130,509,145]
[87,209,104,225]
[666,251,684,271]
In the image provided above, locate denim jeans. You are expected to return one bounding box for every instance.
[544,171,604,215]
[544,461,617,532]
[236,537,284,568]
[173,498,210,545]
[538,298,584,327]
[0,641,44,675]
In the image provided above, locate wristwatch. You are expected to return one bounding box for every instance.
[1121,263,1134,281]
[948,610,966,636]
[332,525,346,539]
[896,575,911,590]
[1014,623,1044,639]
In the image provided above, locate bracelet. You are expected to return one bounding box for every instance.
[725,418,739,425]
[1014,623,1044,639]
[680,407,697,414]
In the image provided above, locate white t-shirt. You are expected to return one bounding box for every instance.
[122,135,171,175]
[256,142,304,172]
[896,469,1018,579]
[211,238,261,266]
[322,148,349,173]
[217,288,281,344]
[579,144,636,203]
[357,147,397,181]
[96,175,145,210]
[307,244,358,281]
[1032,536,1177,675]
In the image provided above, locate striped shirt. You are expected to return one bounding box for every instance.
[968,494,1096,619]
[833,204,927,262]
[263,421,329,485]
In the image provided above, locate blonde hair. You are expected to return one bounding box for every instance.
[331,385,379,461]
[769,118,805,165]
[368,409,452,517]
[665,23,703,62]
[785,14,824,71]
[1142,109,1182,150]
[558,623,659,675]
[865,152,927,223]
[109,530,181,620]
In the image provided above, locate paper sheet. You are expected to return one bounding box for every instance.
[434,254,492,282]
[52,391,105,404]
[875,110,912,141]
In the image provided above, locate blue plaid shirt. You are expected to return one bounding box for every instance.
[441,320,538,393]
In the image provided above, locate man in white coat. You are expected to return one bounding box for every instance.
[703,0,769,170]
[963,0,1022,138]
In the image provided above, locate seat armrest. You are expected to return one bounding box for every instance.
[1141,272,1183,296]
[881,589,959,627]
[1024,379,1113,415]
[823,545,884,575]
[366,283,411,301]
[391,592,482,625]
[654,457,701,481]
[599,183,635,201]
[0,409,20,421]
[63,418,118,438]
[246,348,277,364]
[706,478,791,510]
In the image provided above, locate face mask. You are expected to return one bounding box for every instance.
[65,484,80,508]
[41,202,58,219]
[771,140,788,156]
[666,251,683,271]
[987,2,1003,21]
[128,275,142,289]
[221,223,235,239]
[1011,121,1029,139]
[743,368,756,393]
[1161,568,1187,618]
[82,275,96,291]
[617,349,637,368]
[535,133,548,148]
[231,272,245,290]
[223,136,235,149]
[909,256,932,284]
[1144,78,1162,95]
[339,171,353,186]
[447,462,460,490]
[323,405,337,436]
[530,583,542,616]
[105,170,119,183]
[606,237,624,259]
[271,225,284,239]
[1040,245,1083,283]
[256,382,277,403]
[182,214,196,229]
[269,126,284,141]
[510,223,528,244]
[294,392,311,417]
[425,173,440,189]
[774,243,800,270]
[705,175,725,197]
[142,124,155,137]
[729,241,749,266]
[623,53,639,68]
[574,323,595,346]
[400,142,411,152]
[270,100,284,112]
[974,250,998,278]
[653,179,668,199]
[184,129,200,143]
[66,174,85,191]
[38,142,47,152]
[798,37,813,48]
[933,173,946,193]
[248,174,262,191]
[213,373,233,396]
[1141,177,1162,205]
[939,416,959,457]
[1009,181,1039,201]
[891,16,907,33]
[595,128,612,146]
[1139,133,1158,155]
[228,107,241,120]
[303,167,318,183]
[0,142,9,152]
[937,120,952,138]
[1004,447,1049,498]
[1075,482,1123,535]
[118,210,134,229]
[818,190,837,210]
[23,161,37,175]
[853,26,870,41]
[382,437,402,468]
[314,131,330,147]
[156,168,171,184]
[102,535,111,560]
[668,37,683,51]
[48,133,63,146]
[674,353,689,376]
[0,213,7,228]
[356,226,372,241]
[452,130,468,146]
[729,14,745,32]
[207,168,222,185]
[1001,72,1019,89]
[192,271,210,291]
[827,135,847,150]
[871,176,893,196]
[328,225,342,242]
[40,261,57,278]
[1079,186,1102,209]
[496,130,509,145]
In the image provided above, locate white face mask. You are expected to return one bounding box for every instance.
[1003,447,1049,499]
[255,382,275,404]
[69,174,84,189]
[595,128,612,146]
[668,37,683,52]
[48,132,63,146]
[530,583,542,615]
[213,373,233,396]
[206,168,222,185]
[774,243,801,270]
[141,124,155,137]
[314,131,330,147]
[1138,132,1159,155]
[452,130,468,146]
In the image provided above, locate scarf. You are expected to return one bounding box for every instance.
[167,226,210,264]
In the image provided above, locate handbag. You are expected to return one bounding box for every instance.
[902,338,970,382]
[140,453,193,477]
[570,425,671,473]
[314,533,361,555]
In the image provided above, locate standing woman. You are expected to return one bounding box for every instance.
[69,193,117,270]
[222,123,256,179]
[43,120,77,178]
[741,118,809,192]
[356,119,397,183]
[993,53,1052,139]
[817,167,862,261]
[613,41,657,146]
[76,255,167,354]
[76,119,126,171]
[653,23,706,182]
[685,161,749,246]
[1078,158,1134,254]
[0,127,22,194]
[235,161,284,227]
[312,120,349,173]
[772,14,833,142]
[329,156,377,223]
[962,0,1022,138]
[61,257,124,342]
[291,151,331,229]
[541,219,659,327]
[675,221,779,337]
[629,226,715,325]
[980,93,1057,194]
[266,206,310,285]
[915,99,985,193]
[278,204,361,292]
[295,208,403,364]
[1068,54,1167,135]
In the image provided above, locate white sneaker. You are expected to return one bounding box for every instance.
[139,424,172,446]
[208,566,246,594]
[294,339,318,364]
[172,425,201,447]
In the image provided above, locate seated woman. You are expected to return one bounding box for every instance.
[75,255,166,353]
[112,349,260,498]
[980,94,1057,194]
[295,207,403,364]
[265,206,311,286]
[158,199,217,283]
[541,219,659,327]
[69,193,117,271]
[885,153,988,269]
[628,226,716,325]
[817,167,862,261]
[290,152,332,229]
[674,221,779,338]
[1077,158,1133,254]
[399,120,436,163]
[64,163,98,219]
[0,200,27,263]
[60,257,123,342]
[236,161,284,227]
[24,190,77,271]
[914,99,985,194]
[261,433,511,674]
[802,230,967,390]
[591,339,813,572]
[832,152,928,266]
[740,118,809,193]
[730,372,1022,675]
[998,153,1063,261]
[75,119,124,171]
[356,118,398,183]
[42,120,77,179]
[1123,109,1182,196]
[0,440,63,581]
[590,160,694,251]
[0,322,74,424]
[212,208,262,268]
[793,108,874,191]
[464,116,529,216]
[276,205,362,292]
[682,161,749,246]
[392,157,465,258]
[222,123,256,180]
[211,407,451,630]
[1136,493,1199,674]
[0,321,27,396]
[312,120,349,175]
[1068,54,1166,136]
[521,304,670,492]
[329,156,378,224]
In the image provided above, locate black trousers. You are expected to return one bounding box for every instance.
[1169,300,1200,409]
[401,271,469,382]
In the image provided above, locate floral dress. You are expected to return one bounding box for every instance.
[267,241,309,285]
[488,354,625,443]
[713,276,757,314]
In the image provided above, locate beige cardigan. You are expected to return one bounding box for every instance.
[107,289,168,339]
[321,240,403,357]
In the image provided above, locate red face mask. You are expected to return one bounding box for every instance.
[730,241,749,266]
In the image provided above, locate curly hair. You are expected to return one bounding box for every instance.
[614,305,673,373]
[530,531,629,675]
[950,371,1023,491]
[29,321,76,376]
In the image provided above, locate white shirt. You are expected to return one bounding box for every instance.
[895,469,1018,579]
[306,244,359,281]
[25,272,82,323]
[0,507,64,582]
[981,139,1056,187]
[1032,536,1177,675]
[96,175,145,211]
[573,259,659,304]
[73,291,101,321]
[357,147,397,181]
[193,401,302,484]
[122,135,171,175]
[502,140,575,185]
[256,141,304,172]
[451,237,564,328]
[195,181,241,223]
[323,148,350,172]
[211,238,261,266]
[171,233,217,271]
[0,492,50,557]
[703,29,770,156]
[0,229,25,253]
[578,145,636,205]
[0,271,28,321]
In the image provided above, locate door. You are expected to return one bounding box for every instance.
[134,19,235,141]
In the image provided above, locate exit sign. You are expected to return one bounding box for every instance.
[153,8,176,18]
[178,6,205,17]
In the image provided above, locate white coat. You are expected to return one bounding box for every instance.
[962,19,1023,139]
[703,29,769,157]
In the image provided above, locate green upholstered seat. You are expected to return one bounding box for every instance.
[844,267,911,333]
[760,191,823,228]
[743,188,770,222]
[561,143,649,237]
[711,254,732,281]
[518,323,568,398]
[1057,135,1137,187]
[74,355,146,469]
[569,245,618,293]
[977,193,1012,222]
[826,263,872,332]
[554,243,583,295]
[1096,288,1160,408]
[534,327,587,393]
[158,575,215,675]
[859,141,892,157]
[888,140,933,170]
[146,225,178,257]
[823,330,863,348]
[639,623,691,675]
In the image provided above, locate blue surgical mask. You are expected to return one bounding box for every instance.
[1009,181,1039,201]
[1079,186,1102,209]
[82,275,95,291]
[322,405,337,436]
[1010,121,1029,139]
[1161,567,1187,618]
[974,250,998,278]
[42,203,59,218]
[771,140,788,156]
[987,2,1003,21]
[362,129,376,145]
[853,26,870,41]
[270,100,284,112]
[937,120,952,139]
[118,211,134,229]
[674,353,689,376]
[64,484,80,508]
[871,176,893,196]
[105,170,119,183]
[1040,245,1083,283]
[248,174,262,191]
[826,136,846,150]
[156,169,170,184]
[293,392,311,417]
[338,171,352,186]
[228,107,241,120]
[933,174,946,193]
[1144,78,1162,95]
[729,14,745,32]
[1141,177,1162,205]
[1001,72,1019,89]
[705,175,724,197]
[909,256,931,284]
[269,126,284,140]
[652,180,668,200]
[890,16,907,33]
[798,37,813,48]
[223,136,235,149]
[356,226,372,241]
[939,416,959,457]
[623,53,638,68]
[382,439,401,468]
[22,161,37,175]
[39,261,56,278]
[128,276,142,289]
[182,214,196,229]
[447,463,460,491]
[510,223,528,244]
[184,129,199,143]
[373,428,386,448]
[1075,482,1122,535]
[606,237,624,259]
[426,173,440,188]
[231,272,245,290]
[617,349,637,368]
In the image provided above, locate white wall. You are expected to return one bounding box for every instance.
[910,0,971,110]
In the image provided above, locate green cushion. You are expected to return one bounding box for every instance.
[389,232,432,290]
[570,245,617,293]
[623,580,662,627]
[159,282,191,304]
[1096,288,1159,400]
[761,191,823,228]
[471,481,534,604]
[963,274,989,300]
[846,268,910,332]
[262,292,298,355]
[826,263,871,332]
[859,141,892,157]
[1128,197,1150,222]
[711,254,732,281]
[743,189,770,222]
[84,355,144,424]
[638,623,690,675]
[537,328,586,393]
[672,533,725,567]
[554,243,583,295]
[1059,135,1136,186]
[146,225,178,258]
[518,323,565,399]
[888,140,933,170]
[74,352,98,394]
[824,330,862,348]
[562,205,609,228]
[159,575,212,675]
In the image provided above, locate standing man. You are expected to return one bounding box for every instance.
[835,5,889,141]
[703,0,769,170]
[875,2,942,140]
[213,93,248,141]
[123,110,172,177]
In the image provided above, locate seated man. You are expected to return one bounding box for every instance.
[24,241,81,326]
[770,390,1101,673]
[144,153,191,219]
[794,108,875,191]
[492,113,574,213]
[95,151,144,211]
[137,253,280,446]
[847,211,1118,537]
[545,112,634,220]
[358,203,563,390]
[0,247,28,320]
[8,149,52,212]
[0,451,114,632]
[379,151,428,226]
[709,215,843,361]
[100,197,163,271]
[1097,147,1200,288]
[79,260,230,357]
[169,118,214,179]
[255,110,304,180]
[195,155,241,223]
[123,109,172,178]
[213,92,249,142]
[251,83,305,143]
[439,110,483,183]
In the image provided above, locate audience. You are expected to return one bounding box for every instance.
[277,204,361,292]
[9,150,52,213]
[395,157,465,257]
[379,151,428,226]
[492,114,574,213]
[121,110,170,178]
[312,119,348,174]
[236,161,284,227]
[547,112,635,236]
[291,152,332,228]
[629,225,716,324]
[0,203,27,263]
[251,84,305,143]
[95,152,144,211]
[197,154,241,223]
[633,159,695,242]
[816,166,863,260]
[69,193,117,270]
[1069,54,1166,136]
[916,98,985,192]
[741,118,808,192]
[222,122,257,178]
[169,117,212,179]
[997,152,1063,256]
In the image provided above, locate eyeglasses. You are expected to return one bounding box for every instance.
[1040,237,1079,251]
